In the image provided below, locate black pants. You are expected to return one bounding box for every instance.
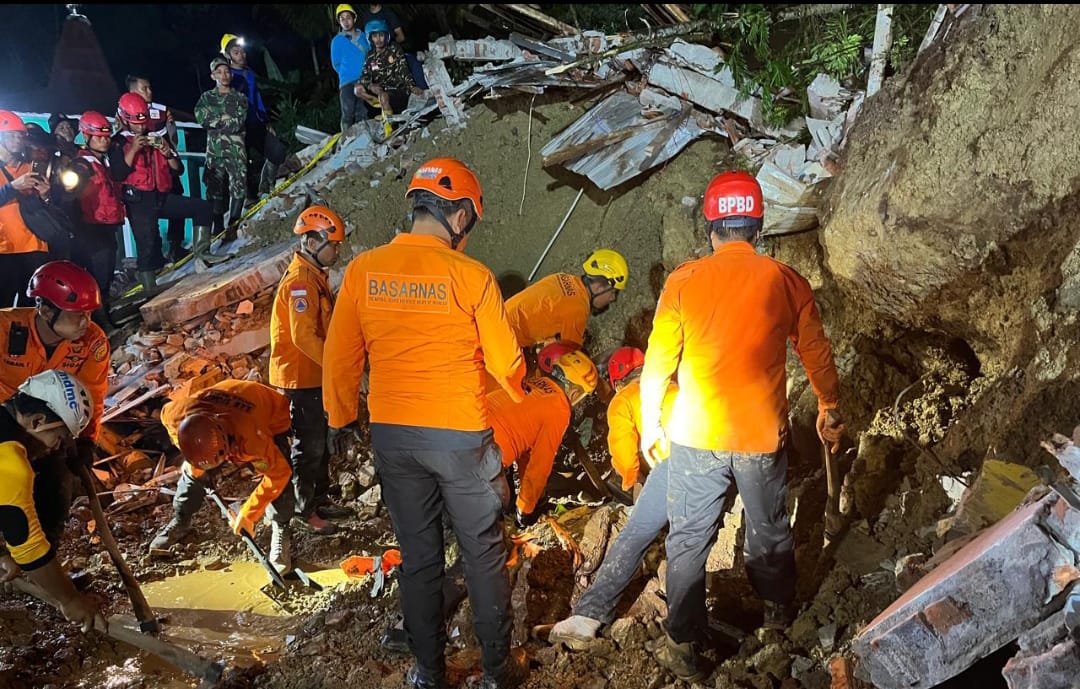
[244,121,287,200]
[372,423,512,678]
[0,251,49,307]
[339,82,372,132]
[72,223,118,325]
[664,443,795,644]
[124,190,211,271]
[282,387,330,518]
[173,432,295,525]
[33,450,75,549]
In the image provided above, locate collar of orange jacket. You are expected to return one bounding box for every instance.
[392,232,452,249]
[713,240,756,256]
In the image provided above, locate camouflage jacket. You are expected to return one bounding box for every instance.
[194,88,248,148]
[360,42,415,91]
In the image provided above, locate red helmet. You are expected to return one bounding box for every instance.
[27,261,102,311]
[0,110,27,133]
[79,111,112,138]
[703,170,764,222]
[607,346,645,387]
[177,413,232,471]
[538,342,579,375]
[117,93,150,124]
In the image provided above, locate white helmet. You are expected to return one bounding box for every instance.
[18,370,93,436]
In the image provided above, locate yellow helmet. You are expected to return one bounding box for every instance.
[335,4,356,19]
[583,249,628,291]
[220,33,244,55]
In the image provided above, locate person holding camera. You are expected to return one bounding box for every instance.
[109,93,212,295]
[0,111,52,308]
[195,56,248,264]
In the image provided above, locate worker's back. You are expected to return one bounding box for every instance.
[504,272,591,347]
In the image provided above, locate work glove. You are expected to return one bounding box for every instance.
[230,510,256,538]
[328,422,362,457]
[59,592,106,634]
[514,504,541,529]
[640,425,669,468]
[75,437,97,467]
[816,408,845,453]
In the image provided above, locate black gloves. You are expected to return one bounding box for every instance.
[328,422,362,456]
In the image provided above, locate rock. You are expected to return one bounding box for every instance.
[379,671,403,689]
[1003,637,1080,689]
[750,643,792,680]
[894,553,930,592]
[626,577,667,621]
[203,557,226,571]
[707,495,743,572]
[534,646,560,666]
[818,622,837,653]
[179,559,197,569]
[325,608,351,627]
[356,464,376,489]
[581,677,608,689]
[610,617,647,650]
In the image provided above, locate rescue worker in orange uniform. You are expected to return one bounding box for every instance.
[270,205,348,536]
[149,380,296,574]
[548,346,677,648]
[0,110,52,307]
[639,171,844,680]
[505,248,628,349]
[0,370,102,633]
[490,343,598,526]
[323,158,528,689]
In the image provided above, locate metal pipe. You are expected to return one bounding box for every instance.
[528,188,585,282]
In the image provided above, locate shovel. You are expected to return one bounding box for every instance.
[823,441,847,546]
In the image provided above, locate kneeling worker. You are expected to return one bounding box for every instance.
[0,370,103,632]
[149,380,295,574]
[490,343,598,526]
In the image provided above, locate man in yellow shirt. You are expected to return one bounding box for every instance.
[504,249,628,349]
[549,346,676,648]
[0,370,102,632]
[269,205,347,536]
[639,171,843,679]
[490,343,598,526]
[322,158,528,689]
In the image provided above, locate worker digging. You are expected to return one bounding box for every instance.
[5,6,1072,689]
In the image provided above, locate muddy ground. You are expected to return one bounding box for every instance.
[4,7,1072,687]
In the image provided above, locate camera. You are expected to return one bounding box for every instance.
[147,135,164,149]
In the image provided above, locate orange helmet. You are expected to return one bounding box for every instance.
[294,205,345,241]
[405,157,484,219]
[0,110,27,133]
[177,413,232,471]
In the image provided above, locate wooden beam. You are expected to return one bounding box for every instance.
[662,4,693,23]
[503,4,578,36]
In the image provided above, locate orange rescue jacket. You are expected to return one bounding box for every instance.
[488,375,571,513]
[505,272,591,347]
[0,308,109,440]
[0,160,49,255]
[607,379,678,490]
[160,380,293,525]
[323,233,525,431]
[270,252,335,389]
[640,242,840,453]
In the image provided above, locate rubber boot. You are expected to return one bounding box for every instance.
[258,160,280,197]
[654,634,710,682]
[223,197,245,243]
[148,514,191,551]
[269,521,292,575]
[193,225,230,267]
[137,270,158,296]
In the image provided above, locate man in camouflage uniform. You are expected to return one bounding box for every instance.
[194,56,248,264]
[354,18,418,135]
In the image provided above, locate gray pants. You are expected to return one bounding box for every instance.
[339,82,371,132]
[574,461,669,623]
[371,423,512,679]
[173,432,295,525]
[665,443,793,644]
[282,387,330,518]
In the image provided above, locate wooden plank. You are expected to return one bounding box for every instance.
[503,4,578,35]
[543,128,641,167]
[101,385,171,423]
[140,241,293,328]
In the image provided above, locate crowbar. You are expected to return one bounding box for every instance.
[204,485,289,590]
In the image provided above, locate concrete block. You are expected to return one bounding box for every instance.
[1003,637,1080,689]
[852,495,1073,689]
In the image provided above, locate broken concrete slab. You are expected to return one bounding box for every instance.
[141,241,293,327]
[424,57,468,128]
[1003,637,1079,689]
[807,73,854,121]
[208,327,270,358]
[852,494,1075,689]
[428,35,523,62]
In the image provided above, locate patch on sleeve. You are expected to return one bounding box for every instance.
[91,336,108,362]
[293,297,308,313]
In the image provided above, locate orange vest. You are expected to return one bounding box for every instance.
[0,160,48,254]
[0,308,109,440]
[323,233,525,431]
[607,379,678,490]
[488,375,571,513]
[160,380,292,524]
[269,252,334,389]
[505,273,591,347]
[640,242,839,453]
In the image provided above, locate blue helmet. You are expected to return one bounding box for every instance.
[365,19,389,41]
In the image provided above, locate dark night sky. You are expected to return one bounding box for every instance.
[0,4,319,116]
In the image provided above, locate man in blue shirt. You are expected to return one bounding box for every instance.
[331,4,371,133]
[221,33,288,202]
